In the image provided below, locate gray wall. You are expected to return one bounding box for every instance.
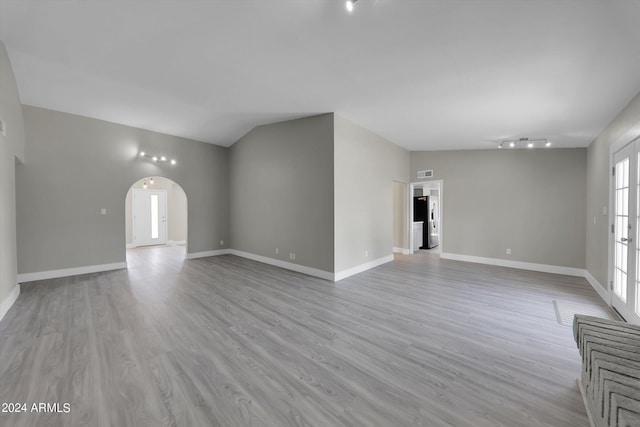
[229,114,335,273]
[334,115,410,272]
[17,106,229,274]
[411,149,587,269]
[0,41,25,305]
[393,181,408,250]
[125,176,188,245]
[586,91,640,288]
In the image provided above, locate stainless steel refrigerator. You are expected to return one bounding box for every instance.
[414,196,439,249]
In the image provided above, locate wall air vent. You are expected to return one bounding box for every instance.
[417,169,433,179]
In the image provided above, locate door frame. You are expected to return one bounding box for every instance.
[609,134,640,323]
[409,180,444,253]
[132,188,168,247]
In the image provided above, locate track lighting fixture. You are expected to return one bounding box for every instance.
[497,137,551,149]
[139,152,176,165]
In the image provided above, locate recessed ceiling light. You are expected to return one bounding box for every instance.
[546,141,551,147]
[527,142,534,148]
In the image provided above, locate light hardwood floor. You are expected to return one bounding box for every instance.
[0,246,602,426]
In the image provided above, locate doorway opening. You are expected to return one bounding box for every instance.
[409,180,443,254]
[125,176,188,263]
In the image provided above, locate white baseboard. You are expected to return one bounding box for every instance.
[17,262,127,283]
[0,284,20,323]
[583,270,610,305]
[186,249,391,282]
[334,255,394,282]
[440,252,614,307]
[228,250,335,281]
[440,252,585,277]
[393,247,412,255]
[186,249,231,259]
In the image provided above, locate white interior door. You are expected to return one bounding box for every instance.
[133,189,167,247]
[612,143,640,323]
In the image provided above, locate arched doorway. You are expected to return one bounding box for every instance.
[124,176,188,264]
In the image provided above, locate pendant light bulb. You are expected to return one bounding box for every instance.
[143,181,147,189]
[150,178,154,185]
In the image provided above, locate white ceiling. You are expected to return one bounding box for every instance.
[2,0,640,151]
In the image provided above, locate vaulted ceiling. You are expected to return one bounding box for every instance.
[2,0,640,150]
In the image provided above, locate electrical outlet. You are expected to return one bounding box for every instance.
[100,208,107,215]
[365,250,369,257]
[220,240,224,246]
[275,248,279,254]
[289,253,296,260]
[593,216,597,225]
[506,248,511,255]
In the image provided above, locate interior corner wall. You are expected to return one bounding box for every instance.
[410,148,587,269]
[333,115,410,273]
[17,106,229,275]
[0,41,26,312]
[586,90,640,289]
[229,114,335,274]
